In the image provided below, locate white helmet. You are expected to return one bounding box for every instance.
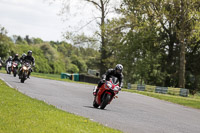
[115,64,123,74]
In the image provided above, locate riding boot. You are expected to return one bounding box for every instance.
[93,86,100,96]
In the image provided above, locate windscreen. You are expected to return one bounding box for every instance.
[111,76,119,85]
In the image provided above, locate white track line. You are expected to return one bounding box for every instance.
[0,76,14,88]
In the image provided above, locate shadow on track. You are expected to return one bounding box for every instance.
[83,106,110,111]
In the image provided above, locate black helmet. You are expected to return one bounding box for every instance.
[22,53,26,57]
[15,54,19,57]
[27,50,32,56]
[115,64,123,74]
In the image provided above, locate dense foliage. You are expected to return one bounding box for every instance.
[0,25,100,74]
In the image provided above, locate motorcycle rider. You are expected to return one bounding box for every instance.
[5,56,12,73]
[6,56,12,63]
[20,50,35,78]
[12,54,20,62]
[19,53,26,63]
[12,54,20,72]
[93,64,124,96]
[0,57,3,70]
[0,57,3,63]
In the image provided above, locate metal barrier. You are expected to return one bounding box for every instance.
[128,83,189,97]
[155,87,168,94]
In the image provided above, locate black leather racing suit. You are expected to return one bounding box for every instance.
[97,69,124,88]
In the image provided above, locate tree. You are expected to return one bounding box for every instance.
[0,26,15,58]
[33,38,43,44]
[15,36,28,45]
[25,35,32,45]
[85,0,110,75]
[58,0,120,75]
[120,0,200,88]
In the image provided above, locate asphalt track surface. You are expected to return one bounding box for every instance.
[1,73,200,133]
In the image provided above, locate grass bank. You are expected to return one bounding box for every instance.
[0,79,121,133]
[123,89,200,109]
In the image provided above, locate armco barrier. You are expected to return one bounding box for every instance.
[168,87,180,96]
[155,87,168,94]
[137,85,145,91]
[127,83,132,89]
[145,85,156,92]
[129,84,189,97]
[180,88,189,97]
[79,74,100,84]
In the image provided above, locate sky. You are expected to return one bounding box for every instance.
[0,0,121,42]
[0,0,97,41]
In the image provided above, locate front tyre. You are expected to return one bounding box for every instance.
[8,67,11,74]
[100,94,111,109]
[13,68,17,77]
[21,78,25,83]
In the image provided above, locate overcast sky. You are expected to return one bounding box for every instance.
[0,0,97,41]
[0,0,121,42]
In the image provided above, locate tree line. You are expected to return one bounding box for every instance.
[0,25,100,75]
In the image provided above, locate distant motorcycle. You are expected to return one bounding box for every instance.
[12,61,19,77]
[93,76,120,109]
[6,61,12,74]
[0,62,2,70]
[19,62,31,83]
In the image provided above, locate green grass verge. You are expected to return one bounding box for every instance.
[0,79,121,133]
[123,89,200,109]
[0,68,6,74]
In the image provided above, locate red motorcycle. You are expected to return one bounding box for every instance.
[12,61,19,77]
[93,76,120,109]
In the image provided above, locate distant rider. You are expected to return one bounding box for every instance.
[19,53,26,63]
[0,57,3,63]
[0,57,3,70]
[93,64,124,96]
[6,56,12,64]
[12,54,20,62]
[21,50,35,78]
[5,56,12,72]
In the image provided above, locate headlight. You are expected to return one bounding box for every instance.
[23,66,28,70]
[106,81,112,89]
[114,86,119,91]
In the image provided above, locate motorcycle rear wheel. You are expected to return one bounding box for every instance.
[100,94,111,109]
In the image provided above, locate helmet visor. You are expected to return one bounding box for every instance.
[116,69,121,74]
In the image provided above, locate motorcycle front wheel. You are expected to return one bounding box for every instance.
[21,78,25,83]
[100,93,111,109]
[13,68,17,77]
